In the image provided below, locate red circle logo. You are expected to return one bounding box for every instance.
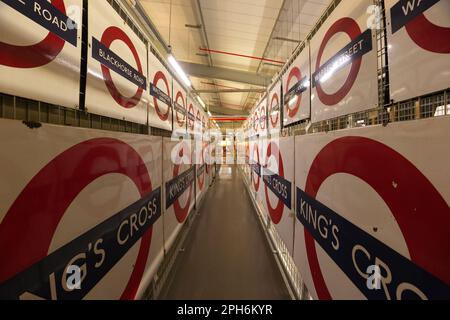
[264,142,285,224]
[270,92,280,129]
[188,104,195,131]
[175,91,186,127]
[404,9,450,53]
[285,67,302,118]
[0,0,67,68]
[315,18,362,106]
[173,142,193,223]
[251,144,261,192]
[260,105,266,130]
[303,137,450,299]
[0,138,154,300]
[153,71,171,121]
[197,152,205,191]
[100,27,144,109]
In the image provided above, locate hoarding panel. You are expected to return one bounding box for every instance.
[0,119,163,300]
[283,47,311,126]
[85,0,148,124]
[293,116,450,300]
[386,0,450,102]
[310,0,378,122]
[0,0,82,109]
[148,51,172,131]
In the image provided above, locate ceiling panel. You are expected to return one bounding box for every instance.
[139,0,332,119]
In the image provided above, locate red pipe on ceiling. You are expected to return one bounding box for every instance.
[210,117,247,122]
[199,47,285,64]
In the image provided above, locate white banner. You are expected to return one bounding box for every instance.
[249,138,261,198]
[148,51,172,131]
[268,81,282,134]
[162,138,194,253]
[173,79,187,134]
[0,119,163,300]
[310,0,378,122]
[0,0,82,109]
[263,137,295,254]
[293,116,450,300]
[282,47,311,126]
[85,0,148,124]
[386,0,450,102]
[258,96,268,137]
[195,142,207,204]
[187,97,196,135]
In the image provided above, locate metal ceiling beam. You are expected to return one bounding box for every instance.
[179,62,271,87]
[209,105,249,116]
[197,89,266,94]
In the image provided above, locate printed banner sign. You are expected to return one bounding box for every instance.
[386,0,450,102]
[258,97,268,136]
[3,0,77,46]
[310,0,378,122]
[283,46,311,126]
[251,163,261,177]
[263,137,295,254]
[187,98,196,134]
[293,116,450,300]
[0,0,81,109]
[263,169,292,210]
[85,0,148,124]
[296,187,450,299]
[148,51,172,131]
[0,119,164,300]
[162,139,194,253]
[165,166,195,209]
[268,81,282,134]
[92,38,147,89]
[0,187,161,300]
[173,80,187,132]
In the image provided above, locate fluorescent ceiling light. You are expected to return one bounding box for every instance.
[197,96,206,110]
[168,55,191,87]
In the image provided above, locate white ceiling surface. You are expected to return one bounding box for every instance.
[139,0,331,116]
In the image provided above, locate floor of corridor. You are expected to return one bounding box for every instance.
[160,165,291,300]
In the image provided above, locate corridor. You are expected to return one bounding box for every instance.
[160,165,291,300]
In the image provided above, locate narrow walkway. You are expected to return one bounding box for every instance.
[160,165,290,300]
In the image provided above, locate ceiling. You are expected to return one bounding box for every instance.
[139,0,331,128]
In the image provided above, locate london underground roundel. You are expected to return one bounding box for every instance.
[152,71,171,121]
[264,142,285,224]
[98,27,145,109]
[388,0,450,54]
[268,81,281,132]
[165,141,194,224]
[0,126,162,300]
[314,18,363,106]
[386,0,450,102]
[250,142,261,192]
[0,0,81,109]
[0,0,68,68]
[310,0,378,123]
[85,0,148,125]
[188,102,196,132]
[294,117,450,300]
[173,145,193,223]
[175,90,187,128]
[282,48,311,126]
[148,51,172,130]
